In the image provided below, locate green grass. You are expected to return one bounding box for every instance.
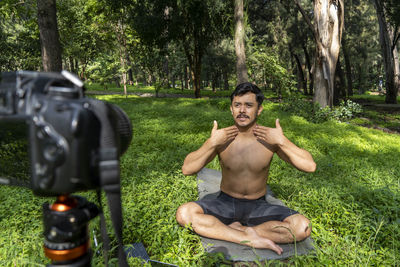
[0,96,399,266]
[351,93,400,103]
[84,82,234,98]
[84,82,282,99]
[349,94,400,132]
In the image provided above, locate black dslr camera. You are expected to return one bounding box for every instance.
[0,70,132,195]
[0,71,132,266]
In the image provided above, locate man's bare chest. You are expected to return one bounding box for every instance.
[218,137,274,172]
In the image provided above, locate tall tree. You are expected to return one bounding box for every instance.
[121,0,232,98]
[295,0,344,108]
[37,0,62,71]
[373,0,399,104]
[234,0,248,84]
[341,35,353,96]
[342,0,380,95]
[57,0,114,78]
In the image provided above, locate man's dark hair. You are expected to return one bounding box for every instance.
[230,82,264,106]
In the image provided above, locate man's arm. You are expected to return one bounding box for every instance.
[253,119,316,173]
[182,121,238,176]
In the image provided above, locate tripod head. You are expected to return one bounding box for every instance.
[43,195,98,266]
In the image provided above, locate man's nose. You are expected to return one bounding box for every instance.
[239,106,246,112]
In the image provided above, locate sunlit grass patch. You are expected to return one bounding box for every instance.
[0,97,399,266]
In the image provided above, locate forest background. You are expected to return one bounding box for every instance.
[0,0,400,266]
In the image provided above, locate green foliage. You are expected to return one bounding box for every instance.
[1,96,399,266]
[0,122,30,180]
[247,46,296,95]
[331,100,363,121]
[86,52,121,88]
[343,0,382,93]
[384,0,400,31]
[281,96,363,123]
[126,0,233,49]
[0,0,41,71]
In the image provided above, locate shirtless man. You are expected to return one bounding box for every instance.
[176,82,316,255]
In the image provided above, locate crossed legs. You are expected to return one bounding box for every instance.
[176,202,311,255]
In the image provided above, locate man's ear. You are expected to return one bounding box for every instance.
[230,105,233,115]
[257,104,263,116]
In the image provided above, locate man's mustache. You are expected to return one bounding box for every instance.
[237,114,249,118]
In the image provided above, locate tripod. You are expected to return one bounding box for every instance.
[42,195,99,267]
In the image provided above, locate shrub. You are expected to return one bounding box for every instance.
[327,100,363,122]
[281,96,363,123]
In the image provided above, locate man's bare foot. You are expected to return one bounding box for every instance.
[242,227,283,255]
[228,221,246,231]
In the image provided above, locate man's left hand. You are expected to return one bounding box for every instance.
[253,119,285,146]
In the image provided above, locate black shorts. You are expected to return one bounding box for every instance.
[195,191,298,226]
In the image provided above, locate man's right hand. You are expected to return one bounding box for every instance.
[209,121,238,147]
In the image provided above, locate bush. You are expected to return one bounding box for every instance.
[329,100,363,122]
[281,96,363,123]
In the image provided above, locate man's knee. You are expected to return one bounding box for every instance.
[296,216,311,241]
[176,202,202,227]
[285,214,312,241]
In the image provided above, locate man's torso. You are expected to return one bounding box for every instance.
[217,133,275,199]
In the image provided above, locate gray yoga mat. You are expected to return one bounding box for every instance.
[197,168,314,261]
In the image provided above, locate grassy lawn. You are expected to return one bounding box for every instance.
[0,94,399,266]
[351,93,400,103]
[84,82,283,100]
[84,82,234,98]
[350,94,400,133]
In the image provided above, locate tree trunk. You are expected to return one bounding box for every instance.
[314,0,344,107]
[333,57,346,104]
[303,45,313,95]
[212,76,216,92]
[223,70,229,91]
[187,65,192,89]
[116,20,128,97]
[37,0,62,72]
[163,57,169,87]
[183,43,202,98]
[337,58,346,98]
[296,0,344,108]
[293,53,307,94]
[172,74,175,89]
[79,60,86,80]
[184,65,189,89]
[374,0,399,104]
[192,56,201,98]
[180,74,184,91]
[69,57,75,74]
[75,59,79,75]
[127,55,133,85]
[234,0,248,84]
[342,36,353,96]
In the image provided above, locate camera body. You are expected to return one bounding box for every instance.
[0,71,131,196]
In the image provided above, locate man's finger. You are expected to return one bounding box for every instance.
[212,120,218,132]
[253,127,270,134]
[225,125,238,131]
[228,132,238,138]
[226,128,239,134]
[275,119,281,129]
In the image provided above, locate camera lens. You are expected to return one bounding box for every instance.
[108,104,132,156]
